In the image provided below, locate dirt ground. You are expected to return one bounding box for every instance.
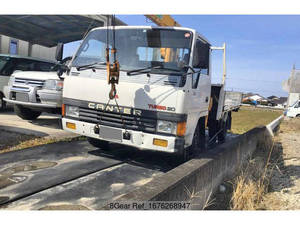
[261,117,300,209]
[206,117,300,210]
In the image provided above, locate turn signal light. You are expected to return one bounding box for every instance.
[66,122,76,130]
[177,122,186,136]
[62,104,65,117]
[153,138,168,147]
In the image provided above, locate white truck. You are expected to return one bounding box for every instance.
[59,26,241,161]
[284,93,300,118]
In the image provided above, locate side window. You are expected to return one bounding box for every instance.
[192,40,210,75]
[14,59,35,71]
[9,39,18,55]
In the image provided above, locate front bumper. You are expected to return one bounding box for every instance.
[3,85,62,108]
[62,118,185,154]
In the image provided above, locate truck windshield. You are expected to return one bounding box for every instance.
[72,28,193,74]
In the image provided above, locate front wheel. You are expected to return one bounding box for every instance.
[14,105,41,120]
[179,118,206,162]
[87,137,110,150]
[0,93,6,110]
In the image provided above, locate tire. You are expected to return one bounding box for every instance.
[218,113,230,144]
[296,114,300,118]
[0,93,6,110]
[87,137,110,150]
[180,118,206,162]
[14,105,41,120]
[218,120,227,144]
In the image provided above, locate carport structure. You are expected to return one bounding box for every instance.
[0,15,126,47]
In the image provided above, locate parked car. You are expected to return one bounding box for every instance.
[0,54,56,110]
[284,99,300,118]
[3,56,71,120]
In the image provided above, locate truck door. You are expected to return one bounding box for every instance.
[190,39,211,115]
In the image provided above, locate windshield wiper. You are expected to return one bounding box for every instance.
[127,65,182,76]
[76,62,107,71]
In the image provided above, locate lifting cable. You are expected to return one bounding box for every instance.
[98,15,128,133]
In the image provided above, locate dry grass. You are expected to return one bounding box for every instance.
[230,137,282,210]
[185,186,215,210]
[230,173,266,210]
[0,135,86,154]
[231,106,283,134]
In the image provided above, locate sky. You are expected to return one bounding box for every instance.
[64,15,300,98]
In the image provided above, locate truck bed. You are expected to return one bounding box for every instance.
[224,91,242,111]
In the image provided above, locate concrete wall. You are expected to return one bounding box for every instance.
[30,45,57,61]
[108,116,283,210]
[0,34,56,61]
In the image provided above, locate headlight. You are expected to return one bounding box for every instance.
[8,75,15,86]
[65,105,79,118]
[157,120,177,134]
[43,79,64,91]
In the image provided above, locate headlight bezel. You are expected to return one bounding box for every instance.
[43,79,64,91]
[156,120,177,135]
[8,75,15,86]
[65,105,79,118]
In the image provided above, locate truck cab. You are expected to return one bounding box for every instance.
[61,26,237,161]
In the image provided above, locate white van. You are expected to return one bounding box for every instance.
[0,54,55,110]
[285,100,300,118]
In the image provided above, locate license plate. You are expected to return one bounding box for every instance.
[99,126,122,142]
[16,93,29,102]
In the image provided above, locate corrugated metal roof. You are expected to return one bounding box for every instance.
[0,15,126,47]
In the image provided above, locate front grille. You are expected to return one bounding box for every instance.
[14,78,45,88]
[78,107,157,133]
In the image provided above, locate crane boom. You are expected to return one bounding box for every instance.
[145,15,181,27]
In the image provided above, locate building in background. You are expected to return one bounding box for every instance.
[0,34,57,61]
[283,65,300,107]
[0,15,126,61]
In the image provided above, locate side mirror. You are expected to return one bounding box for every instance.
[56,56,71,80]
[55,43,64,62]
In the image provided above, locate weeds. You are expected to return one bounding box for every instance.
[0,136,86,154]
[230,139,278,210]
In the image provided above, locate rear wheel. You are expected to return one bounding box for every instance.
[14,105,41,120]
[87,137,110,150]
[296,114,300,117]
[217,120,227,144]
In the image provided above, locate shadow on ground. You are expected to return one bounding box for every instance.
[88,143,182,172]
[29,118,61,130]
